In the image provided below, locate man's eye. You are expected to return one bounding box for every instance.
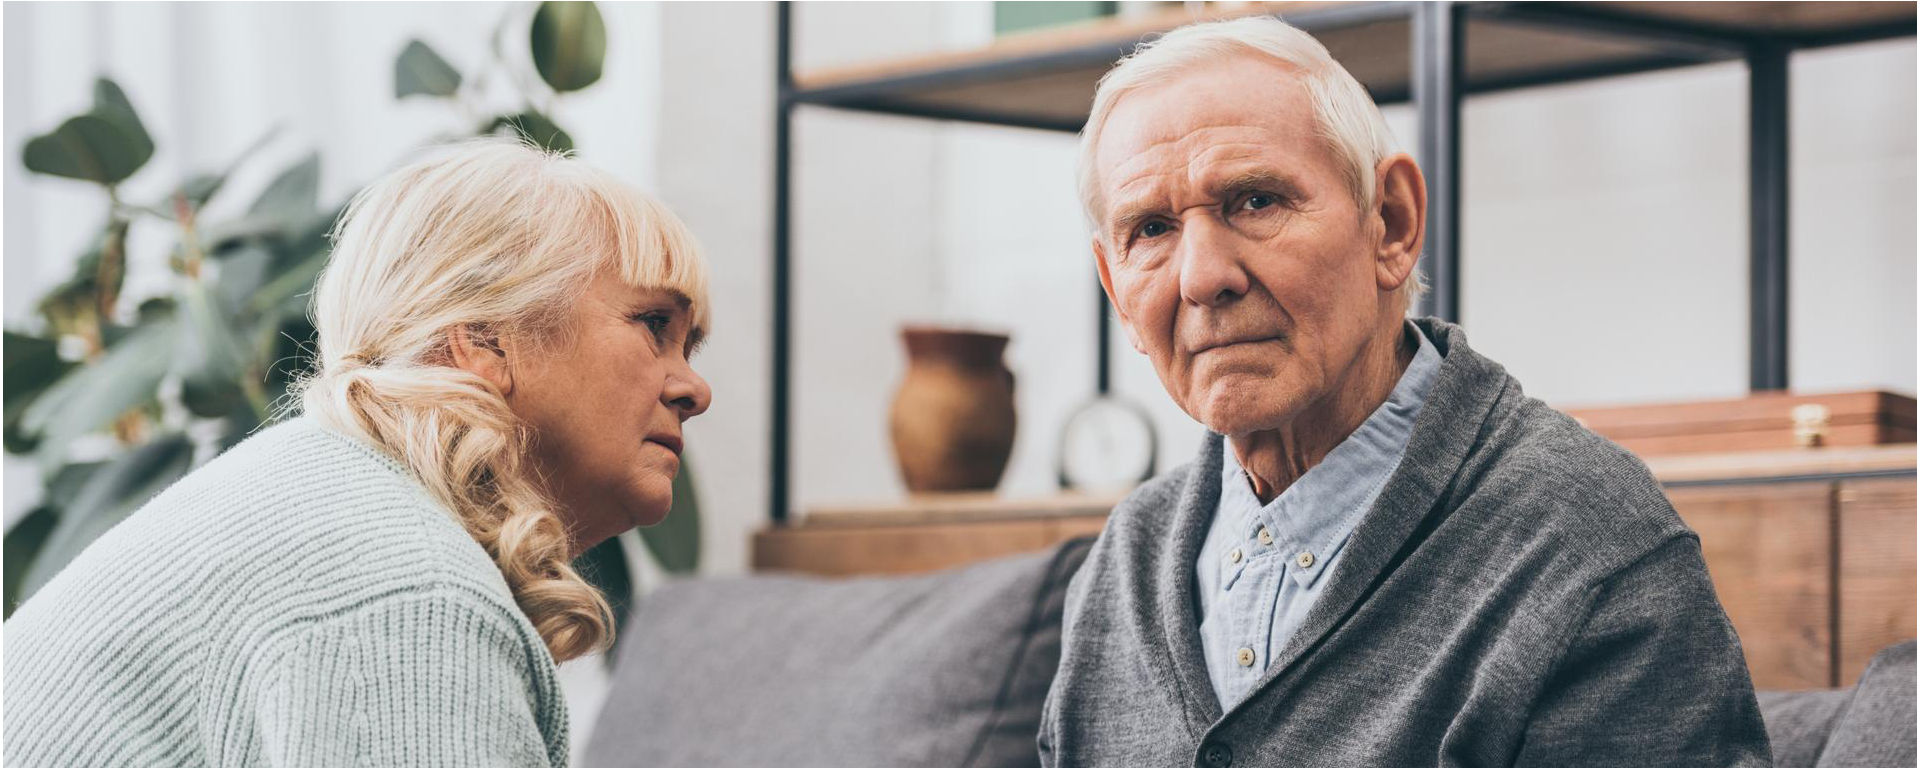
[1242,194,1276,211]
[1137,220,1170,239]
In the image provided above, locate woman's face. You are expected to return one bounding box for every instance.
[507,270,710,555]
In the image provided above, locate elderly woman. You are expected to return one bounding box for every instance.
[4,139,711,766]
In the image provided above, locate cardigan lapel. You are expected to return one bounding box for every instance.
[1156,431,1229,735]
[1234,319,1515,708]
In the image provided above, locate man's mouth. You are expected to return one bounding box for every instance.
[1192,335,1281,354]
[646,435,684,456]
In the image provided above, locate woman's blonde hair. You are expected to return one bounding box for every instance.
[292,138,709,662]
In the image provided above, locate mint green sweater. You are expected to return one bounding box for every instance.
[4,417,569,766]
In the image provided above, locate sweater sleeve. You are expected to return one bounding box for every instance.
[1513,535,1773,767]
[238,586,566,768]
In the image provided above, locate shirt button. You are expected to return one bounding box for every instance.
[1227,548,1243,564]
[1256,527,1273,546]
[1235,647,1255,667]
[1295,551,1316,569]
[1203,743,1233,767]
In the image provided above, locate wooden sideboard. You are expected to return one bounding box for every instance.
[753,445,1916,690]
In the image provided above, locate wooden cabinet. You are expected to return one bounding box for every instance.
[1669,473,1917,689]
[753,447,1915,689]
[1668,481,1836,689]
[1837,477,1918,682]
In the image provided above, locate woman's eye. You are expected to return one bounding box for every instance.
[634,313,671,335]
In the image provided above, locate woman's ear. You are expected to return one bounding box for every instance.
[448,324,514,396]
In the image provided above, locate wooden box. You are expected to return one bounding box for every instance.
[1562,390,1915,456]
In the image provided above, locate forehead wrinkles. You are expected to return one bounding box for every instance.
[1108,131,1279,215]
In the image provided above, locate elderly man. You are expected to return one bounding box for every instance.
[1039,16,1771,768]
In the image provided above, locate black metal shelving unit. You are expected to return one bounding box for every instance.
[768,1,1917,525]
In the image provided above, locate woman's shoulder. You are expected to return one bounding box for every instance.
[86,417,526,629]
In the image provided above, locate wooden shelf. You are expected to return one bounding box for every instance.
[789,1,1915,132]
[785,444,1915,529]
[1645,444,1918,486]
[801,490,1129,527]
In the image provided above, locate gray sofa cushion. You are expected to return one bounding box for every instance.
[1759,688,1852,768]
[583,536,1095,768]
[1757,641,1916,768]
[1817,641,1916,768]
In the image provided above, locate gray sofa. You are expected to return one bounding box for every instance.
[586,537,1914,767]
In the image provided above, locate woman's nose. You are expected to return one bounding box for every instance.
[665,363,712,420]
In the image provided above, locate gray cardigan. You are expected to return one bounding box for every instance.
[1039,319,1772,768]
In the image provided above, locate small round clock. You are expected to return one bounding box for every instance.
[1057,394,1158,493]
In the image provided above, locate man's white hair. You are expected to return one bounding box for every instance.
[1077,15,1425,303]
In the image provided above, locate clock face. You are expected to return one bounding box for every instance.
[1060,396,1156,493]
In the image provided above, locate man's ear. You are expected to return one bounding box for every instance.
[1371,153,1426,296]
[1092,236,1146,354]
[448,324,514,396]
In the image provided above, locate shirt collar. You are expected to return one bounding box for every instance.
[1218,323,1443,588]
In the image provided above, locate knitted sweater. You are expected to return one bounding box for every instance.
[4,417,570,767]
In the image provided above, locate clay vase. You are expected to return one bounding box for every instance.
[888,327,1017,493]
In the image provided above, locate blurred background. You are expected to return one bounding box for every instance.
[4,1,1914,759]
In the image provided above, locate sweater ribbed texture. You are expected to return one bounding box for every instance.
[4,417,569,767]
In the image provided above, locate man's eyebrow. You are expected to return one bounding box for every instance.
[1211,169,1306,199]
[1109,204,1160,236]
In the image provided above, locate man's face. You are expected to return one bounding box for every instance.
[1091,56,1397,437]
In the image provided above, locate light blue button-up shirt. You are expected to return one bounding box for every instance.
[1195,323,1442,710]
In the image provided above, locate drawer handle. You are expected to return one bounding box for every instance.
[1792,403,1831,448]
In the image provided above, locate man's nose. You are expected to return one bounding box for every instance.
[1177,217,1251,307]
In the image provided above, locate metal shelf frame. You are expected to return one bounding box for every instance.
[766,1,1915,525]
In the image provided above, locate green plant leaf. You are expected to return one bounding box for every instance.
[484,111,573,153]
[531,1,606,93]
[164,126,282,212]
[266,203,340,272]
[175,281,253,418]
[201,153,324,252]
[5,332,74,411]
[4,331,76,454]
[135,297,177,323]
[248,152,320,222]
[20,434,194,600]
[91,79,151,146]
[20,78,154,185]
[7,460,110,611]
[4,505,58,618]
[19,320,175,467]
[248,247,329,321]
[214,245,274,317]
[638,456,700,574]
[396,39,463,98]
